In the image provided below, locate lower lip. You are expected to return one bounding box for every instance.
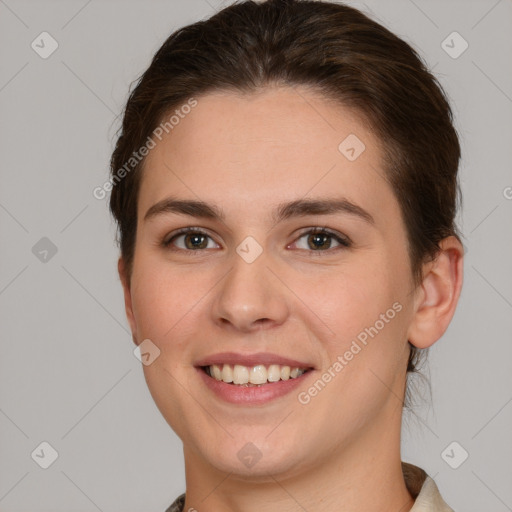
[196,367,312,405]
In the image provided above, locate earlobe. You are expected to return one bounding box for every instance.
[118,257,139,346]
[407,236,464,349]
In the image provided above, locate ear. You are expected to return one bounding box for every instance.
[118,257,139,346]
[407,236,464,349]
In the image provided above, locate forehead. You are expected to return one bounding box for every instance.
[138,86,397,227]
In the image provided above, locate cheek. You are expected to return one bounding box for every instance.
[295,256,410,405]
[130,262,203,437]
[130,256,207,342]
[297,260,399,343]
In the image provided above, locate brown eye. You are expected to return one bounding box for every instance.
[307,232,333,250]
[183,232,209,249]
[163,228,218,251]
[292,228,351,253]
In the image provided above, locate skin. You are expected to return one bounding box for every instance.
[118,85,463,512]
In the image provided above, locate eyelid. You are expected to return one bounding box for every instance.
[294,226,351,243]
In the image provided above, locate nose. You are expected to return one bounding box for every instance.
[211,246,290,333]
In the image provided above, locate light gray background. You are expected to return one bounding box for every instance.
[0,0,511,511]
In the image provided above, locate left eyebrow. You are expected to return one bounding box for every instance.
[272,197,375,225]
[143,196,375,226]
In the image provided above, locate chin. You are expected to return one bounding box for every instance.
[190,429,311,480]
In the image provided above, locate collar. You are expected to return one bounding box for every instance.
[403,462,454,511]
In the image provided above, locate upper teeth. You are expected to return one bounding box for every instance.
[206,364,307,385]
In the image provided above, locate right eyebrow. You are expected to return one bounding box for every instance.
[144,198,224,222]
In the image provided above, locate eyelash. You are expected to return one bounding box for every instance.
[161,226,352,256]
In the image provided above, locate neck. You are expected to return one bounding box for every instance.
[181,399,414,512]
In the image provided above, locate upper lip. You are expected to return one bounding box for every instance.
[195,352,314,369]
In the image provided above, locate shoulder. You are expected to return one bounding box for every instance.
[403,461,455,512]
[164,492,185,512]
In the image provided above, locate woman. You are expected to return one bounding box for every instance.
[109,1,464,510]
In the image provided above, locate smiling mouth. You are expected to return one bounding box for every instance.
[201,363,311,386]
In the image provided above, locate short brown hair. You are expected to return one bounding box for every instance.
[109,0,462,408]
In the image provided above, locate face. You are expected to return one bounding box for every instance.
[121,86,419,479]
